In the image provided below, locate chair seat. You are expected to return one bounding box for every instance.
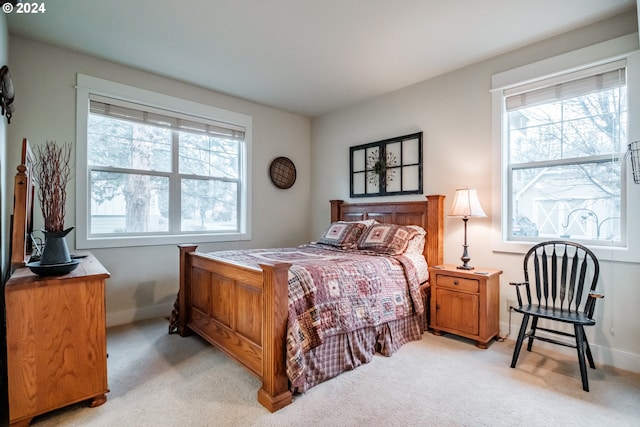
[514,304,596,326]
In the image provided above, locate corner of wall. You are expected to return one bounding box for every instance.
[0,10,10,427]
[0,5,9,284]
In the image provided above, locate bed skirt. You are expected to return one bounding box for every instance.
[169,294,426,394]
[291,312,425,393]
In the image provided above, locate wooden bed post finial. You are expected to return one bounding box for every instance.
[177,244,198,336]
[330,199,344,223]
[426,195,445,266]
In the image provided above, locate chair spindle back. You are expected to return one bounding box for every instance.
[522,241,599,315]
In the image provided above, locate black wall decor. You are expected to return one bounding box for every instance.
[0,65,14,124]
[350,132,423,197]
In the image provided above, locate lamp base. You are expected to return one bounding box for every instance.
[458,241,474,270]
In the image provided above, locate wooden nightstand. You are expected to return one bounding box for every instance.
[429,264,502,348]
[5,253,110,427]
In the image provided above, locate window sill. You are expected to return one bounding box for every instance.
[76,232,251,249]
[492,238,638,264]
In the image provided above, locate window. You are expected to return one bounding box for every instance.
[500,61,627,246]
[75,75,252,248]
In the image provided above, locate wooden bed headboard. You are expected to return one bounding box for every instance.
[330,195,445,266]
[10,138,36,273]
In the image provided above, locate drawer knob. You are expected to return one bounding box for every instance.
[453,280,459,285]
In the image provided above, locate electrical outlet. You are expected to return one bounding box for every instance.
[507,298,518,311]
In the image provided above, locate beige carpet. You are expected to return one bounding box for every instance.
[31,318,640,427]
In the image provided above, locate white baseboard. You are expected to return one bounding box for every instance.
[106,302,174,328]
[500,320,640,373]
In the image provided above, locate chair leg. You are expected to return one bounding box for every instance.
[575,325,590,392]
[584,335,596,369]
[511,314,530,368]
[527,316,539,351]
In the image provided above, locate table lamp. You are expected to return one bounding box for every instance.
[449,188,486,270]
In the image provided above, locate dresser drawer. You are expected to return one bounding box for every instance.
[436,274,479,293]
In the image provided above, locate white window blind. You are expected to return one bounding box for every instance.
[505,60,626,111]
[90,95,245,140]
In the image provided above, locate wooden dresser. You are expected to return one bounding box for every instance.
[5,253,110,427]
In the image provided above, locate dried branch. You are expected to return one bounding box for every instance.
[34,141,72,232]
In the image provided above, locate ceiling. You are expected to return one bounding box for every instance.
[6,0,636,117]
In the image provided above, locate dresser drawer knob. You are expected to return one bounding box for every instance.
[453,280,459,285]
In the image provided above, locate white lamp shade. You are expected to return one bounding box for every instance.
[449,188,487,218]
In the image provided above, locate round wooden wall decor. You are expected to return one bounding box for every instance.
[269,156,296,189]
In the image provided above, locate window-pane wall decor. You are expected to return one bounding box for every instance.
[350,132,423,197]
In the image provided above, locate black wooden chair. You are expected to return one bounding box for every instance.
[510,241,604,391]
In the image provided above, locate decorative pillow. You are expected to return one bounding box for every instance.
[402,252,430,283]
[404,225,427,254]
[407,225,426,236]
[318,221,367,248]
[356,223,420,255]
[404,234,426,254]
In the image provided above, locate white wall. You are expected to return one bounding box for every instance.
[6,37,311,326]
[311,11,640,373]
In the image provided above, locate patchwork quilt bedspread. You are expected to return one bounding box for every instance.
[203,243,424,386]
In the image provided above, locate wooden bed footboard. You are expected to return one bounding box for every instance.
[177,245,293,412]
[176,195,444,412]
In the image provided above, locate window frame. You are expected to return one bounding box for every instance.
[75,74,252,249]
[490,35,640,263]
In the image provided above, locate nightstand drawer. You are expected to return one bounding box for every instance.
[437,275,479,293]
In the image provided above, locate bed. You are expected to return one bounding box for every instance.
[173,195,444,412]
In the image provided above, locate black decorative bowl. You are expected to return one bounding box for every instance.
[26,259,80,276]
